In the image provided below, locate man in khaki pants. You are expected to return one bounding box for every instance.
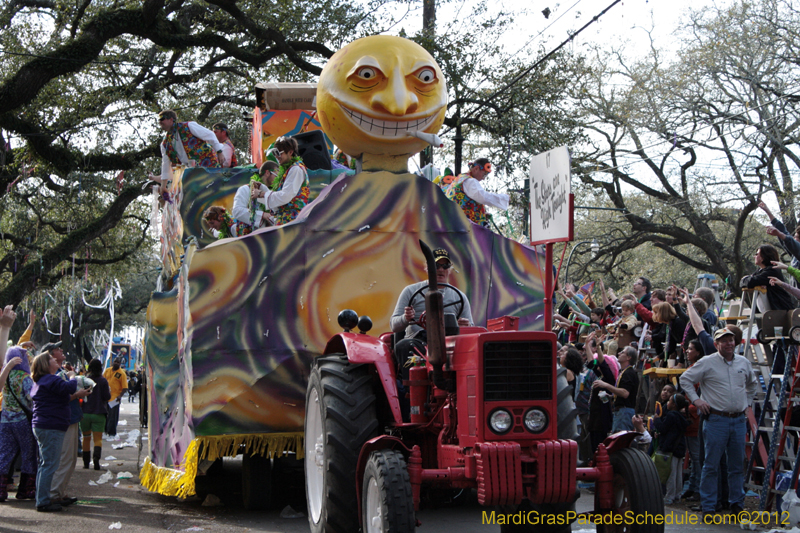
[46,342,82,507]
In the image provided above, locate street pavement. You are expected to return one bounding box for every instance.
[0,398,770,532]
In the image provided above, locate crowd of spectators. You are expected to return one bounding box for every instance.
[0,309,125,512]
[555,267,765,518]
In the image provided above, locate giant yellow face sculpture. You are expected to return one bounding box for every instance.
[317,35,448,160]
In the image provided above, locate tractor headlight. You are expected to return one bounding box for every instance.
[488,409,513,434]
[524,408,548,433]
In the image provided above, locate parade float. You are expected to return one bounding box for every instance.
[139,36,662,533]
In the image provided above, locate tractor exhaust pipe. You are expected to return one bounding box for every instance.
[419,240,447,390]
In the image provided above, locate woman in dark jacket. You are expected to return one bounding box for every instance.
[80,359,111,470]
[744,244,793,311]
[30,352,89,512]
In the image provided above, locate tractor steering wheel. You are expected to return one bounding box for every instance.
[407,283,465,328]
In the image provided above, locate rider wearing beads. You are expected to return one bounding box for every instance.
[251,136,310,225]
[443,158,509,227]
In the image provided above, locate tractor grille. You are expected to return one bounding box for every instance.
[483,341,553,401]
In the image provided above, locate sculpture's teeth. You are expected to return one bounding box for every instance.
[341,106,437,138]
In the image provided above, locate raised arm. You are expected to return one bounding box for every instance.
[598,280,610,308]
[585,331,605,366]
[574,294,592,315]
[758,200,775,222]
[17,309,33,345]
[680,289,703,335]
[775,261,800,285]
[769,276,800,300]
[0,356,22,391]
[0,305,17,362]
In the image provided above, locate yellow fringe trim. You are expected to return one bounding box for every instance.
[139,439,199,499]
[139,432,303,498]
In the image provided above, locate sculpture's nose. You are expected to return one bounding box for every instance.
[369,66,419,116]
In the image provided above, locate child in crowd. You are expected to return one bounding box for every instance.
[590,308,607,329]
[632,414,652,452]
[653,393,690,505]
[604,300,639,357]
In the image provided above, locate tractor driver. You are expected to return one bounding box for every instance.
[390,247,473,380]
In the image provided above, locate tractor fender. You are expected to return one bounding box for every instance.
[355,436,413,527]
[601,431,642,455]
[323,333,403,424]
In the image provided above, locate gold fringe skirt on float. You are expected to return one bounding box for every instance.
[139,432,304,497]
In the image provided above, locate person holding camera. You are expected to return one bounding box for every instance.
[583,332,616,459]
[592,345,639,432]
[30,352,90,512]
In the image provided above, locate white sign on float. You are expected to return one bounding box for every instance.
[529,146,573,245]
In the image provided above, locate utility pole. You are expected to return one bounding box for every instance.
[420,0,436,171]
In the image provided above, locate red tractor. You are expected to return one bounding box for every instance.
[304,241,664,533]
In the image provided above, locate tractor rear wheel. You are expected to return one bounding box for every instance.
[305,355,380,533]
[362,450,416,533]
[596,447,664,533]
[500,365,577,533]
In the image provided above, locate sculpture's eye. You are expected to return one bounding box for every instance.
[356,67,378,80]
[416,68,436,83]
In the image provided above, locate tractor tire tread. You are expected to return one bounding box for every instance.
[307,356,380,533]
[362,450,415,533]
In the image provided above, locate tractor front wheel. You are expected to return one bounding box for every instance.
[305,355,380,533]
[362,450,416,533]
[596,447,664,533]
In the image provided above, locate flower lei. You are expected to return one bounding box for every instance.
[249,172,263,226]
[272,155,302,192]
[216,211,233,240]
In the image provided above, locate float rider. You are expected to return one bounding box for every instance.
[150,110,225,186]
[202,206,252,239]
[251,136,310,226]
[212,122,238,168]
[444,158,509,226]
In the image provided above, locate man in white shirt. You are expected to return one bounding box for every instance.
[443,158,509,227]
[680,328,758,518]
[249,136,309,226]
[212,123,237,168]
[232,161,279,229]
[149,110,225,186]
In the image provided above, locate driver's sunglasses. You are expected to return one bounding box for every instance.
[436,262,452,270]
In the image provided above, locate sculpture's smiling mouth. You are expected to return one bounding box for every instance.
[340,105,440,138]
